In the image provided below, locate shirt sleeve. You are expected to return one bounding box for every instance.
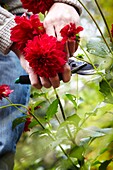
[0,6,16,54]
[53,0,82,15]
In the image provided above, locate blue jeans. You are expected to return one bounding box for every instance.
[0,51,30,156]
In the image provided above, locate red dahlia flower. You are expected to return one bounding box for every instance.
[0,85,13,100]
[111,24,113,37]
[24,34,67,78]
[10,14,45,52]
[21,0,54,14]
[60,23,83,41]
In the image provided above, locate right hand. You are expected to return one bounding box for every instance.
[11,44,71,89]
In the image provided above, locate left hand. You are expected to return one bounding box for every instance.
[44,2,80,56]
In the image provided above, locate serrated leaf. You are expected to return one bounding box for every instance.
[45,99,58,121]
[12,116,27,129]
[65,94,77,109]
[86,38,110,57]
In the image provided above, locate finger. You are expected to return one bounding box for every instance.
[49,75,60,89]
[29,72,42,89]
[45,25,56,37]
[67,40,78,57]
[44,20,56,37]
[54,23,65,41]
[62,64,71,82]
[40,77,51,88]
[64,41,70,59]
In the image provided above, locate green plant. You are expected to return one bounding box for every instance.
[2,1,113,170]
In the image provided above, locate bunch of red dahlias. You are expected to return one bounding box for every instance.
[10,14,67,78]
[10,14,83,78]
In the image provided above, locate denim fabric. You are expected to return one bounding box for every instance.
[0,51,30,156]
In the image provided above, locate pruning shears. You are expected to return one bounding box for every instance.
[15,59,97,84]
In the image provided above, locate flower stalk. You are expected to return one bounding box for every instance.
[94,0,113,45]
[78,0,113,55]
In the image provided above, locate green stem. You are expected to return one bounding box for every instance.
[2,95,77,167]
[41,89,61,124]
[6,97,45,129]
[6,97,26,114]
[54,88,75,143]
[76,74,79,108]
[79,43,113,93]
[94,0,113,45]
[31,94,77,167]
[59,144,79,169]
[47,132,78,168]
[29,110,45,129]
[54,88,66,121]
[0,103,27,110]
[79,43,97,70]
[77,0,113,54]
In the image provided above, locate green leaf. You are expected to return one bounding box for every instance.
[83,127,106,138]
[69,146,84,160]
[99,79,113,103]
[86,38,110,57]
[76,53,84,59]
[30,91,46,98]
[65,94,77,109]
[99,80,111,96]
[33,100,46,109]
[79,137,91,146]
[30,129,50,137]
[99,159,112,170]
[76,127,108,146]
[95,128,113,134]
[45,99,59,121]
[67,114,81,127]
[28,120,39,128]
[12,116,27,129]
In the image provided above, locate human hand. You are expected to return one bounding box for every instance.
[42,2,80,87]
[11,44,71,89]
[44,2,80,57]
[19,54,71,89]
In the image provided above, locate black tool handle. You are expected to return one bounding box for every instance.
[15,59,92,84]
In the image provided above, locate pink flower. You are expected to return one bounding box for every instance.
[24,34,67,78]
[0,85,13,100]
